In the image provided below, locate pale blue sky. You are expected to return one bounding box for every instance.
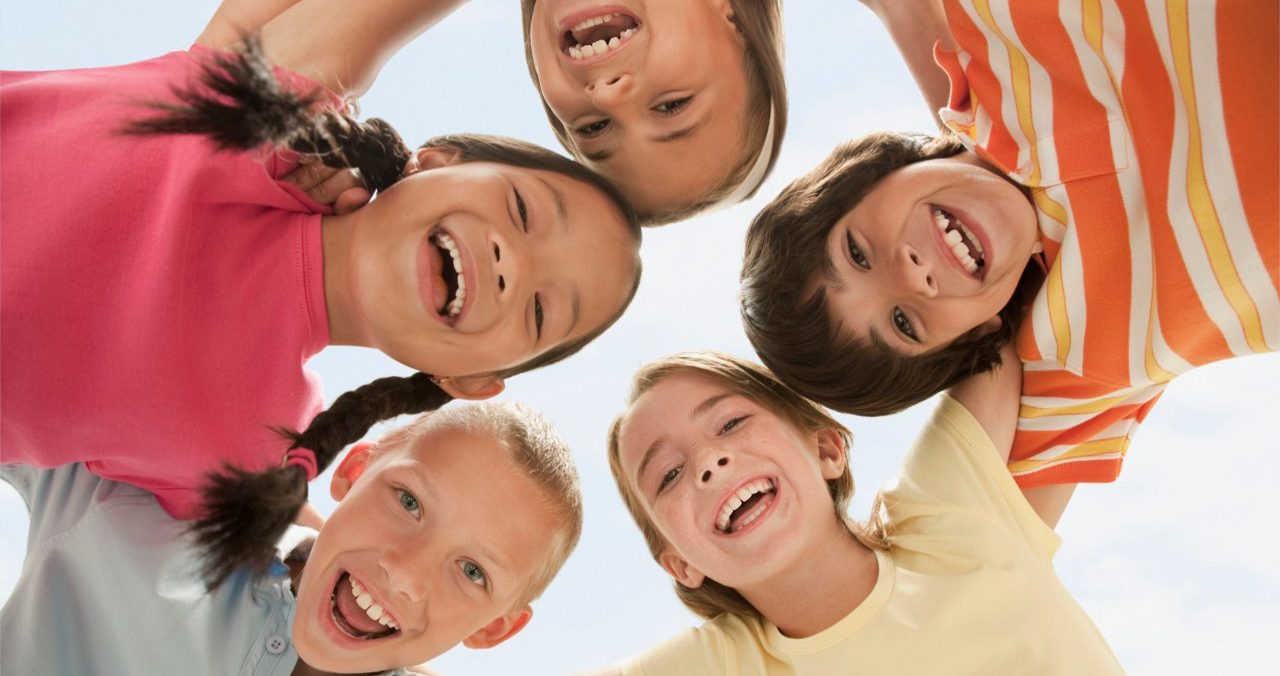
[2,1,1277,674]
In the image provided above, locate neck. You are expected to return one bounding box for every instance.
[738,525,880,638]
[319,214,365,347]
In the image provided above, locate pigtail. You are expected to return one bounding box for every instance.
[192,373,452,589]
[123,36,411,192]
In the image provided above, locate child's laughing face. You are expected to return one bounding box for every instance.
[526,0,753,214]
[820,152,1038,354]
[615,373,847,590]
[329,146,638,396]
[290,422,563,672]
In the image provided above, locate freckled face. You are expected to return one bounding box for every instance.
[291,425,562,672]
[335,156,637,379]
[527,0,753,213]
[616,374,845,589]
[821,153,1038,354]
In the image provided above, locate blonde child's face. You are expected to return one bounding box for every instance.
[336,148,637,392]
[291,422,563,672]
[616,374,847,590]
[527,0,753,214]
[820,152,1038,354]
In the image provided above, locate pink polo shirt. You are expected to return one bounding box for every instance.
[1,47,334,519]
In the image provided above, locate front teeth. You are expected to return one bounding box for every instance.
[932,208,984,274]
[434,232,466,317]
[566,20,638,60]
[349,576,399,631]
[715,478,774,533]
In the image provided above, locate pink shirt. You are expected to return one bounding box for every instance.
[1,47,333,519]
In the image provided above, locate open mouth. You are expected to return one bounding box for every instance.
[714,478,778,535]
[932,207,986,278]
[427,229,467,319]
[329,572,400,640]
[560,11,640,60]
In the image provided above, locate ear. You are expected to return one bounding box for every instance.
[330,441,375,501]
[402,145,464,177]
[709,0,735,21]
[462,605,533,649]
[436,374,506,401]
[815,427,847,482]
[658,549,706,589]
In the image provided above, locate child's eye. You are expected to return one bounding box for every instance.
[719,415,749,434]
[657,465,682,493]
[534,295,544,338]
[574,119,610,138]
[892,307,919,342]
[653,96,692,115]
[397,489,421,518]
[514,188,529,232]
[846,232,869,269]
[458,560,488,589]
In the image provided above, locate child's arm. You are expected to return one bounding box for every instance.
[860,0,954,124]
[196,0,306,49]
[255,0,469,98]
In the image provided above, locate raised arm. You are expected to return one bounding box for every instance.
[199,0,468,98]
[948,342,1075,528]
[860,0,954,124]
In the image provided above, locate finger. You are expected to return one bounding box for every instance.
[283,161,337,192]
[309,169,365,205]
[333,187,373,215]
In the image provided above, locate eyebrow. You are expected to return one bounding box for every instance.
[634,392,733,483]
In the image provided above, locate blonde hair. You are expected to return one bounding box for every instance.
[382,401,583,608]
[606,351,885,620]
[519,0,788,225]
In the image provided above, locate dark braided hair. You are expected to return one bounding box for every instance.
[124,36,411,193]
[125,36,643,589]
[193,374,452,588]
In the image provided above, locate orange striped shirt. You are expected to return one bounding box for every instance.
[936,0,1278,488]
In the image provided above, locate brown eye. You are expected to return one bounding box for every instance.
[574,119,610,138]
[653,97,691,115]
[846,232,869,269]
[893,308,918,341]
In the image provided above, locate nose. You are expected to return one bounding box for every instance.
[379,542,431,603]
[697,454,731,487]
[584,73,632,110]
[897,244,937,297]
[489,231,530,304]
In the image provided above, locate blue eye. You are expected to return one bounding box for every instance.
[460,560,488,588]
[397,489,421,517]
[657,466,681,493]
[893,307,918,341]
[846,232,869,269]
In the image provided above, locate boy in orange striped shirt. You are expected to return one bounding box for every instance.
[741,0,1277,518]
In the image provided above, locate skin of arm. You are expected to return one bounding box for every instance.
[196,0,307,49]
[859,0,955,124]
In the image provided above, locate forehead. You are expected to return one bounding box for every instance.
[618,373,731,463]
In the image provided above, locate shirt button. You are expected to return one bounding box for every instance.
[265,635,288,655]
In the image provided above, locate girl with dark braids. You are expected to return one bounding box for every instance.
[0,0,639,672]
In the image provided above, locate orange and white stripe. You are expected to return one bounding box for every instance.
[938,0,1278,488]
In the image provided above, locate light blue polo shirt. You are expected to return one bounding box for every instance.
[1,463,301,675]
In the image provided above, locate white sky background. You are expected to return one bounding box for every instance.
[1,1,1277,673]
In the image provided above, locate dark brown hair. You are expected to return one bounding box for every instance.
[740,131,1031,417]
[606,351,885,620]
[518,0,787,225]
[127,38,642,587]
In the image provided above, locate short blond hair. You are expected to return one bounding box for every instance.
[384,401,582,608]
[606,351,885,620]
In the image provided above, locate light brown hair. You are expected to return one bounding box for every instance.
[740,131,1035,416]
[519,0,788,225]
[606,351,885,620]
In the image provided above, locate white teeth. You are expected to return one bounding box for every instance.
[592,39,607,52]
[608,37,620,49]
[566,21,639,60]
[571,13,616,33]
[434,232,467,318]
[931,208,982,274]
[621,28,635,39]
[347,575,400,631]
[580,43,596,57]
[569,46,581,58]
[715,479,775,533]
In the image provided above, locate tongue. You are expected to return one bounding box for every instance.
[426,240,448,313]
[334,576,388,636]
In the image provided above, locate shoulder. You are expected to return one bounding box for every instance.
[619,614,762,676]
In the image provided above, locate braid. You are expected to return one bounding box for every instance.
[123,35,411,194]
[192,373,452,589]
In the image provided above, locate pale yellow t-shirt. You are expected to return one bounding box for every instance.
[620,396,1122,675]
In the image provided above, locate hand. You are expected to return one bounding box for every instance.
[283,156,371,214]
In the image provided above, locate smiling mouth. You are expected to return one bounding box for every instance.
[560,12,640,59]
[932,207,986,277]
[330,572,400,640]
[715,478,777,534]
[428,229,467,319]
